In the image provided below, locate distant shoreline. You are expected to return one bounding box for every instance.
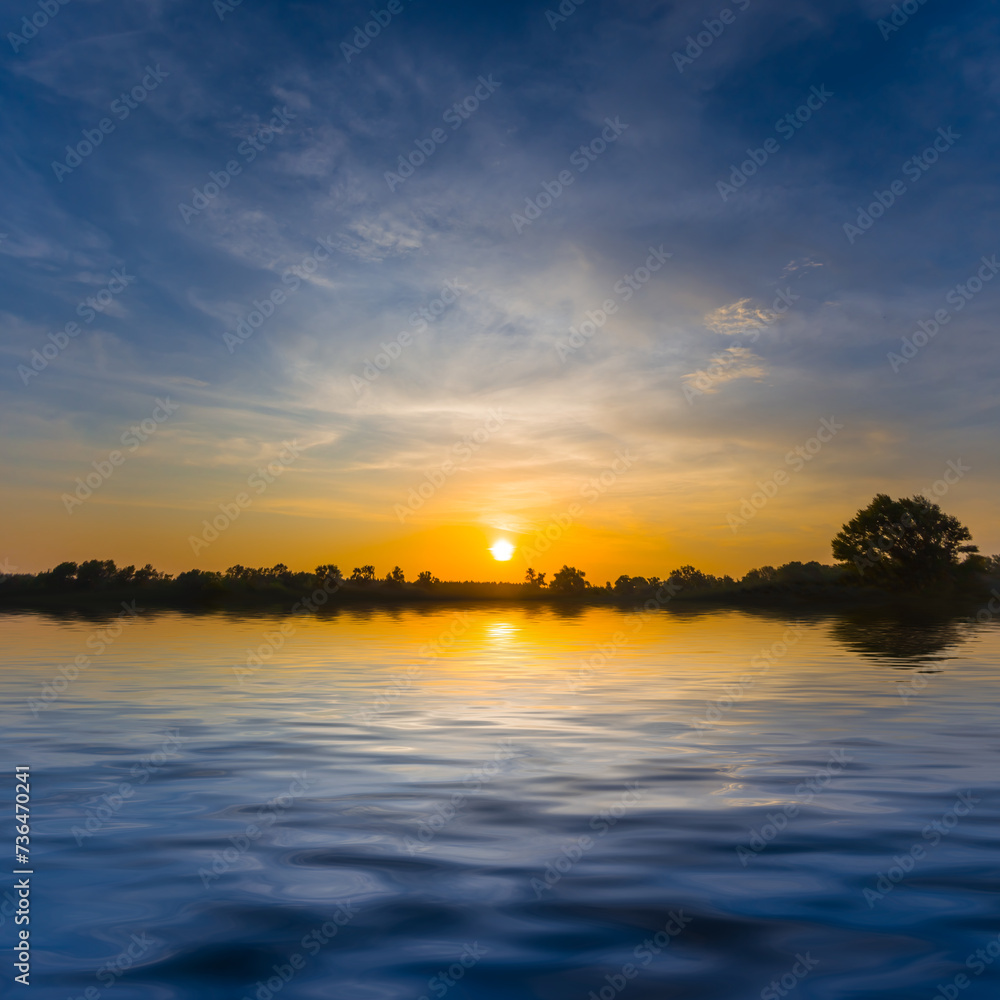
[1,580,992,617]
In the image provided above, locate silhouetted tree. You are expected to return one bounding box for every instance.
[832,494,977,590]
[416,570,439,587]
[667,565,711,589]
[550,565,588,593]
[134,563,164,584]
[742,565,777,586]
[315,564,341,584]
[351,565,376,583]
[76,559,117,589]
[45,561,78,588]
[175,569,225,594]
[773,561,828,584]
[386,566,405,585]
[524,568,547,588]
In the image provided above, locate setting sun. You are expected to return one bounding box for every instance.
[490,540,515,561]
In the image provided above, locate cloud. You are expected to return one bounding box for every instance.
[681,346,768,395]
[703,298,777,339]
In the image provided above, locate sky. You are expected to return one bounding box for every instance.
[1,0,998,583]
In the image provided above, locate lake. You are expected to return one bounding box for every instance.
[2,604,998,1000]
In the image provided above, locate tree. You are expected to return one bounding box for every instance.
[742,565,777,587]
[176,568,225,594]
[550,565,588,593]
[46,561,78,587]
[667,565,712,590]
[524,569,547,588]
[134,564,164,584]
[832,494,977,590]
[76,559,117,588]
[386,566,405,585]
[350,565,376,583]
[416,571,439,587]
[315,564,341,583]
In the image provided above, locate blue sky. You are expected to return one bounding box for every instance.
[1,0,998,577]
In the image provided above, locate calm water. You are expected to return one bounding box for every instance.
[2,605,998,1000]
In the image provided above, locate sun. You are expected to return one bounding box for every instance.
[490,539,515,561]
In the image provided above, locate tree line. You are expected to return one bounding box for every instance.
[4,495,996,598]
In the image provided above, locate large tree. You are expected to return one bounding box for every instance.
[832,494,977,590]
